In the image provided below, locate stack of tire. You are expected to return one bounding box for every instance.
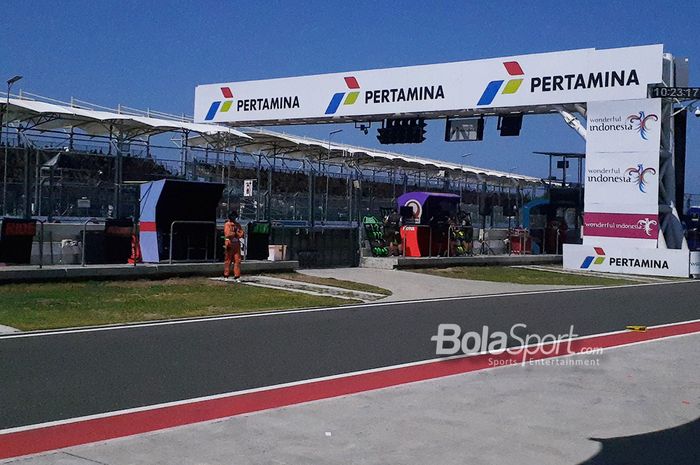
[363,216,389,257]
[451,223,474,256]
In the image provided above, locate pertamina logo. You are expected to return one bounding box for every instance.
[205,86,300,121]
[205,87,235,121]
[325,77,361,115]
[581,247,606,269]
[477,61,524,106]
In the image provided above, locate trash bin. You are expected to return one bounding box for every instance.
[83,230,106,264]
[268,245,287,261]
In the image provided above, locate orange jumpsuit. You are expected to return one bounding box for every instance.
[224,220,244,278]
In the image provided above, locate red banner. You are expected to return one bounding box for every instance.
[583,212,659,240]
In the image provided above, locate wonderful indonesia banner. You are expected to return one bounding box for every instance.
[584,98,661,247]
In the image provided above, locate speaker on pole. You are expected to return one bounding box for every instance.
[504,197,518,217]
[479,194,493,216]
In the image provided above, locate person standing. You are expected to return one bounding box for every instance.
[383,208,402,256]
[223,211,244,281]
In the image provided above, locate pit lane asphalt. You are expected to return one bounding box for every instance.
[1,281,698,430]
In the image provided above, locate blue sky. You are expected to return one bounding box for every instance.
[3,0,699,191]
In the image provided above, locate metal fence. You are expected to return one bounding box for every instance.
[0,130,533,226]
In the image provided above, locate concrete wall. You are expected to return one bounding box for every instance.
[0,261,299,284]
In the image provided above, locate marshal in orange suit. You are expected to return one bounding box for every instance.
[223,211,245,281]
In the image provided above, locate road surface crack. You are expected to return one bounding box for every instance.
[62,451,112,465]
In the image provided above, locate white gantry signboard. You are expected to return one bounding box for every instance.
[194,44,663,124]
[582,98,661,249]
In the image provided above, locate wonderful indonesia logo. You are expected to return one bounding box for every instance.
[587,163,656,192]
[588,110,658,140]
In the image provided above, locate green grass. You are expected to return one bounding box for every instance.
[265,272,392,296]
[0,278,352,331]
[414,266,642,286]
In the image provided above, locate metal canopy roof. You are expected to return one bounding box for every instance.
[228,128,542,185]
[2,97,251,140]
[533,151,586,159]
[2,94,541,186]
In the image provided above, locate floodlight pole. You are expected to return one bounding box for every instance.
[326,129,342,222]
[3,75,22,216]
[507,167,516,229]
[2,89,7,216]
[21,128,29,219]
[459,153,472,204]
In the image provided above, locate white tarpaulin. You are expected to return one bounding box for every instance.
[194,45,663,124]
